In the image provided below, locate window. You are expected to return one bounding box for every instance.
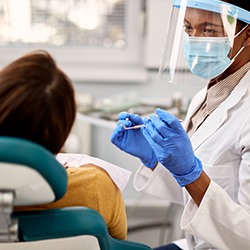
[0,0,146,82]
[0,0,128,48]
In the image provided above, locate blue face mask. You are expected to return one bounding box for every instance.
[182,32,232,79]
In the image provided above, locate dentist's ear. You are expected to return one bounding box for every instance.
[243,25,250,47]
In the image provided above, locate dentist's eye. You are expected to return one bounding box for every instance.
[183,24,193,35]
[203,28,217,37]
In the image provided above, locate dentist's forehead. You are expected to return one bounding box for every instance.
[184,7,224,26]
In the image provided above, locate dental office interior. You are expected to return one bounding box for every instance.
[0,0,208,248]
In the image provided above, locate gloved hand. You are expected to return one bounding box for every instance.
[110,112,157,168]
[141,108,202,186]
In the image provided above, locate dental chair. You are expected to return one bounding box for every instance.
[0,136,152,250]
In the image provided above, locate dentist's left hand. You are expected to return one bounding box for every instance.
[110,112,157,168]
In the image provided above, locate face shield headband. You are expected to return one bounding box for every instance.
[173,0,250,24]
[159,0,250,83]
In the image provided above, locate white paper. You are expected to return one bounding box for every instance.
[56,153,131,191]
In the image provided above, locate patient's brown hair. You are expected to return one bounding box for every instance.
[0,50,76,154]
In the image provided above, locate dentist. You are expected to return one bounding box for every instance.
[111,0,250,249]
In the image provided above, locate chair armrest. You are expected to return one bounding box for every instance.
[13,207,152,250]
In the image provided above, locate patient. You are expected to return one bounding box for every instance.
[0,50,127,240]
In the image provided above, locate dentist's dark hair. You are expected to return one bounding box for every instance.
[0,50,76,154]
[224,1,250,12]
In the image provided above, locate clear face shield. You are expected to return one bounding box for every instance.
[159,0,250,84]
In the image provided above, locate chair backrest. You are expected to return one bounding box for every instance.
[0,136,152,250]
[0,136,68,243]
[0,136,67,205]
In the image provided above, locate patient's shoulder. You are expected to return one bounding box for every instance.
[66,164,117,189]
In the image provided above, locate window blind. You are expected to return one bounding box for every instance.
[0,0,126,49]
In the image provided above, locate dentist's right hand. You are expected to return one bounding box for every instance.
[141,108,203,187]
[110,112,157,168]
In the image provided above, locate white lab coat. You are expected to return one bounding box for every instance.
[181,180,250,250]
[134,70,250,249]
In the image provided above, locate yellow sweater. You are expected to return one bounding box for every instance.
[15,164,127,240]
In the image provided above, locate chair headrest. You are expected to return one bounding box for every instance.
[0,137,67,205]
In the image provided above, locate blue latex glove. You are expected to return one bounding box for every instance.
[141,108,202,186]
[110,112,157,168]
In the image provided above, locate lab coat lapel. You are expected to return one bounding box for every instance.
[190,71,250,151]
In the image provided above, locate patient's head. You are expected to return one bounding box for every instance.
[0,50,76,154]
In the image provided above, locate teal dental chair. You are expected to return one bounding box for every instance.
[0,136,152,250]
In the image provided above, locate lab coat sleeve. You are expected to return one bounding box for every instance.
[133,163,183,205]
[181,181,250,250]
